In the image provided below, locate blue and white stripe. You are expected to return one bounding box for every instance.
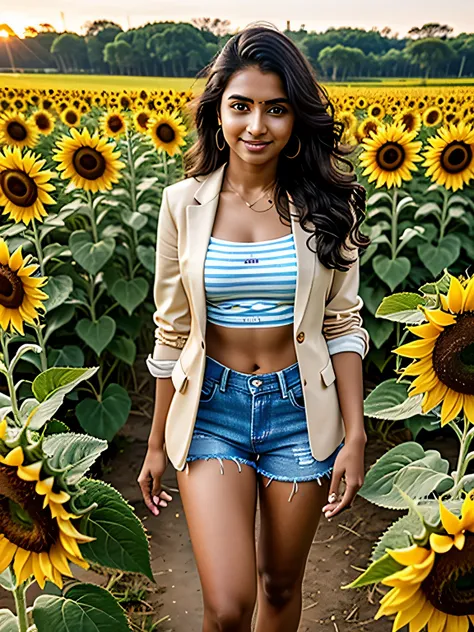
[204,233,297,327]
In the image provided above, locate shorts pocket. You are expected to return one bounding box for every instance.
[287,382,306,410]
[199,376,219,403]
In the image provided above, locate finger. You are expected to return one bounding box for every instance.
[160,491,173,501]
[138,478,159,516]
[326,490,356,516]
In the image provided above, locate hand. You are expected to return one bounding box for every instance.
[322,441,365,519]
[137,446,173,516]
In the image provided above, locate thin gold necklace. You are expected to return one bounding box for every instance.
[225,178,276,213]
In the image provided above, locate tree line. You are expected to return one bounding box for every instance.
[1,20,473,80]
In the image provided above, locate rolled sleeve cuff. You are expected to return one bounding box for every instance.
[326,333,367,359]
[146,355,177,378]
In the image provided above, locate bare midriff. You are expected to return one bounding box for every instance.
[204,190,297,375]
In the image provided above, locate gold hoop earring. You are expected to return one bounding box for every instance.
[215,126,226,151]
[284,135,301,159]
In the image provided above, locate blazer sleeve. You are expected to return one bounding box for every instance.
[322,250,370,359]
[148,186,191,363]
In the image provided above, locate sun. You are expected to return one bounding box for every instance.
[0,30,9,39]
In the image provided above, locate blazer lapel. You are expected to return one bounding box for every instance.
[185,162,316,339]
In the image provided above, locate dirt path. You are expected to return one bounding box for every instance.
[104,406,457,632]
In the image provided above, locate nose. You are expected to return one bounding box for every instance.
[246,109,267,136]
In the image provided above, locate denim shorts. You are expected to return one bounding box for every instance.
[185,355,344,502]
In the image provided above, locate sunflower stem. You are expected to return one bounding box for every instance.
[13,581,29,632]
[439,189,449,241]
[34,324,48,372]
[451,415,472,499]
[31,220,45,276]
[390,187,398,259]
[1,332,21,424]
[86,191,99,243]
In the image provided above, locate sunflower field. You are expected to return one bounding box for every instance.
[1,81,474,630]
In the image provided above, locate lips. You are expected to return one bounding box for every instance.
[241,140,271,145]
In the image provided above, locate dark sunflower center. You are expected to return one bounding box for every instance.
[0,169,38,209]
[108,115,123,133]
[120,97,130,109]
[365,122,378,135]
[137,112,149,129]
[427,110,440,125]
[433,313,474,394]
[35,114,51,131]
[0,263,25,308]
[376,142,406,171]
[401,114,415,131]
[0,465,59,553]
[65,110,78,125]
[421,531,474,615]
[156,123,175,143]
[371,106,381,117]
[73,147,106,180]
[7,122,27,141]
[440,142,473,174]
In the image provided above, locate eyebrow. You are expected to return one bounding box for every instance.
[227,94,290,105]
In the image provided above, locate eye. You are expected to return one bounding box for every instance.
[230,103,287,115]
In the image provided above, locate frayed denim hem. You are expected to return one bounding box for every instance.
[255,465,334,502]
[185,454,258,475]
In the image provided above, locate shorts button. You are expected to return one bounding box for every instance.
[297,331,305,343]
[251,379,262,387]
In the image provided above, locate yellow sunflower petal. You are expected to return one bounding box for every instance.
[57,518,95,543]
[3,446,24,467]
[386,543,430,566]
[392,594,426,631]
[447,276,464,313]
[17,461,42,482]
[429,532,454,554]
[445,614,469,632]
[423,307,457,328]
[0,539,18,573]
[408,599,435,632]
[393,338,436,359]
[13,548,31,586]
[31,553,46,589]
[440,390,464,427]
[427,608,448,632]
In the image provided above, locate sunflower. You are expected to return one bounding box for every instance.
[374,491,474,631]
[31,109,55,136]
[393,109,422,134]
[60,107,81,128]
[355,96,368,110]
[0,239,48,335]
[0,113,39,149]
[52,127,125,193]
[368,103,385,119]
[422,121,474,192]
[148,110,187,156]
[133,108,151,133]
[423,106,443,127]
[357,116,382,142]
[100,109,127,138]
[358,123,423,188]
[0,146,56,226]
[394,274,474,426]
[0,445,94,589]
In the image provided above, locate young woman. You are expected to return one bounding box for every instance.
[138,22,371,632]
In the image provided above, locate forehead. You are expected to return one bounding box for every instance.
[224,67,287,97]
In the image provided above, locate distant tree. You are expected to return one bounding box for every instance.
[318,44,365,80]
[191,18,232,37]
[408,23,454,40]
[24,26,39,38]
[39,24,55,33]
[51,33,88,72]
[83,20,123,37]
[405,37,455,77]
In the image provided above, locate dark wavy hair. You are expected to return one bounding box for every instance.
[183,21,370,271]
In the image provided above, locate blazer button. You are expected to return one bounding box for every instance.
[201,341,204,348]
[297,331,305,343]
[303,379,307,386]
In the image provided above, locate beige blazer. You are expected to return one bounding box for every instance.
[151,161,369,471]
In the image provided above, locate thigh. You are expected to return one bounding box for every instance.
[256,474,329,583]
[177,459,258,609]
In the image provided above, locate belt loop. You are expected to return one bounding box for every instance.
[276,370,288,398]
[219,367,230,392]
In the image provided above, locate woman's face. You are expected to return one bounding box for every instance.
[218,66,295,165]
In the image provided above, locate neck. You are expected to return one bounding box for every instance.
[223,156,278,198]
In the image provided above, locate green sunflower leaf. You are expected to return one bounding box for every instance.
[69,230,115,275]
[43,432,108,484]
[77,479,153,581]
[75,384,131,441]
[33,583,130,632]
[0,609,18,631]
[340,553,405,590]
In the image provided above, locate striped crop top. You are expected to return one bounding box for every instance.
[204,233,297,327]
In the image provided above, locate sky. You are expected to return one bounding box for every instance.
[2,0,473,38]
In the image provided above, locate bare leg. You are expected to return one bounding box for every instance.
[177,459,258,632]
[254,475,329,632]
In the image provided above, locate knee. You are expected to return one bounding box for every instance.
[204,598,255,631]
[259,571,302,608]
